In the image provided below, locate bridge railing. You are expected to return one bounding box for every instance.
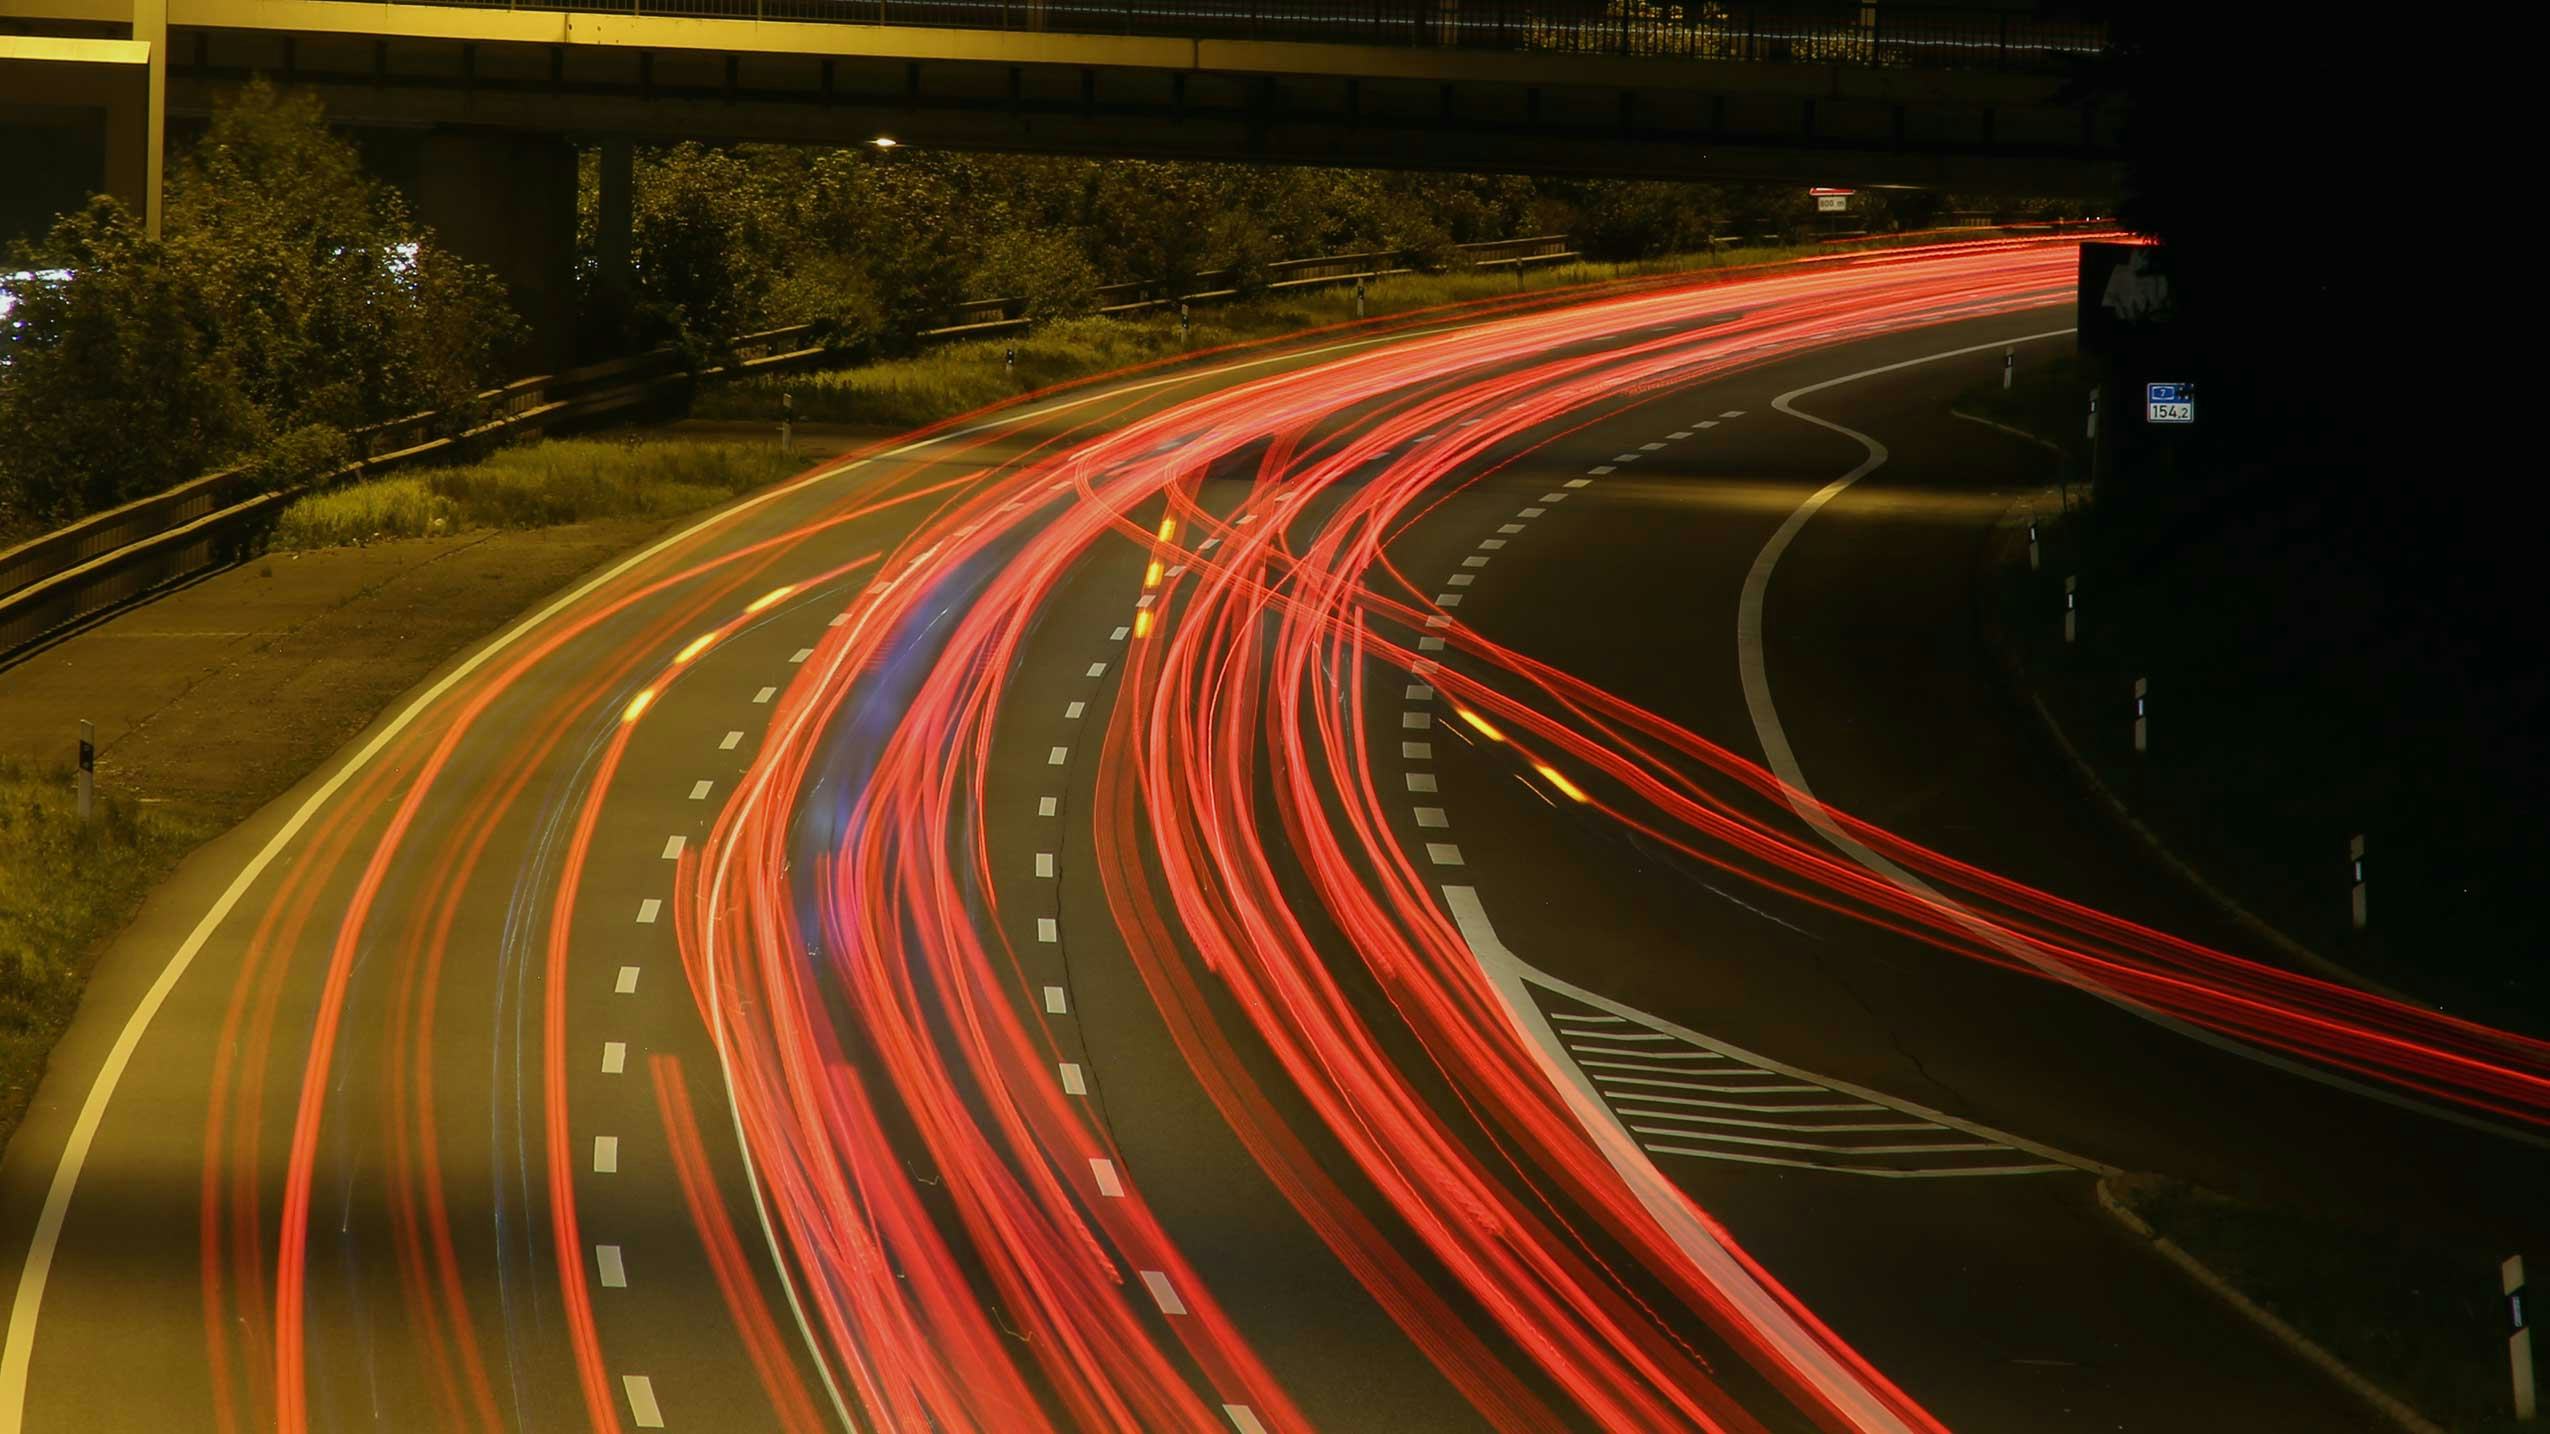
[381,0,2103,74]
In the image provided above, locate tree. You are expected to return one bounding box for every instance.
[0,78,516,527]
[0,199,251,524]
[166,78,515,432]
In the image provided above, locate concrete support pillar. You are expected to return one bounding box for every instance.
[0,38,155,245]
[411,128,580,371]
[132,0,166,236]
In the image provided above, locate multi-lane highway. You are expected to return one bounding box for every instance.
[3,237,2543,1433]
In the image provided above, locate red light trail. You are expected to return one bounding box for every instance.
[174,234,2548,1434]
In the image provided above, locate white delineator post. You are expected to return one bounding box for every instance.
[2509,1255,2536,1421]
[2003,343,2014,391]
[2349,834,2368,931]
[2063,575,2077,645]
[779,391,793,455]
[2087,384,2102,491]
[2027,518,2040,572]
[2132,676,2147,754]
[76,721,94,824]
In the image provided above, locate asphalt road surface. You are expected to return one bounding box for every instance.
[5,238,2541,1434]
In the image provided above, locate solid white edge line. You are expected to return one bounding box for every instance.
[1741,328,2550,1155]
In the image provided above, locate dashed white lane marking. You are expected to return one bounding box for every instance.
[1588,465,1616,475]
[1669,431,1694,440]
[1639,442,1667,452]
[1425,843,1465,867]
[1139,1271,1188,1316]
[1198,536,1220,551]
[719,730,744,750]
[1417,636,1445,651]
[1401,712,1431,730]
[614,966,640,994]
[828,613,849,627]
[1038,796,1059,817]
[1476,538,1506,550]
[1065,700,1087,719]
[1037,917,1060,943]
[1135,594,1155,609]
[1059,1063,1088,1095]
[597,1244,628,1288]
[623,1374,665,1429]
[1110,626,1130,641]
[753,686,776,704]
[1540,491,1571,502]
[1613,453,1640,462]
[687,780,713,801]
[1519,506,1546,517]
[1497,522,1526,534]
[1087,662,1109,678]
[790,647,813,664]
[1720,409,1745,418]
[1047,746,1070,765]
[1564,478,1591,489]
[1461,555,1490,568]
[1035,853,1057,878]
[1406,773,1438,793]
[1090,1158,1125,1197]
[1436,594,1463,607]
[601,1042,627,1075]
[1446,574,1474,588]
[1044,985,1068,1014]
[1422,616,1450,629]
[635,899,662,925]
[1414,807,1450,829]
[593,1137,620,1174]
[1401,741,1432,759]
[1225,1405,1271,1434]
[660,835,684,861]
[1404,684,1434,700]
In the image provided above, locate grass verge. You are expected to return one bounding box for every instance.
[697,243,1839,429]
[271,437,805,549]
[2113,1174,2521,1432]
[0,758,214,1138]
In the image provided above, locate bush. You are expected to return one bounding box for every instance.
[0,79,516,529]
[969,231,1101,322]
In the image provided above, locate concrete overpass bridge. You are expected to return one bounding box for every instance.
[3,0,2119,355]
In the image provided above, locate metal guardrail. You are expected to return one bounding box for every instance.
[0,231,1573,661]
[0,350,691,662]
[373,0,2105,74]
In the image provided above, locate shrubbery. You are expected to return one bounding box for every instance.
[0,79,516,532]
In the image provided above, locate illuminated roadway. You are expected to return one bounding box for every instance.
[2,239,2543,1433]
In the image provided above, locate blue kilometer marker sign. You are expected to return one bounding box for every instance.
[2146,382,2195,423]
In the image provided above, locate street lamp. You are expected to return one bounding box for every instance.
[871,136,899,150]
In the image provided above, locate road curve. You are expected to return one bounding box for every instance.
[4,236,2540,1434]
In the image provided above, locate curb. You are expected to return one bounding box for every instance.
[1972,477,2417,1007]
[2093,1177,2447,1434]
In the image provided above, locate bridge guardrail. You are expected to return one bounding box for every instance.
[378,0,2102,74]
